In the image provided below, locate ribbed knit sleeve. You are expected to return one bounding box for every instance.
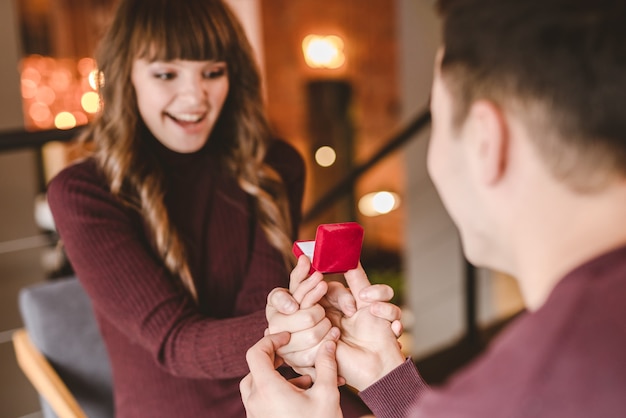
[359,358,430,418]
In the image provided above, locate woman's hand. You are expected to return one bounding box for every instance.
[265,257,334,374]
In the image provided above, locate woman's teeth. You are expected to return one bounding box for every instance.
[171,113,203,123]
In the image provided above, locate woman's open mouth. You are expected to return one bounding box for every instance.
[166,112,207,126]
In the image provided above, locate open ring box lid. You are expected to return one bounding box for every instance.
[292,222,364,274]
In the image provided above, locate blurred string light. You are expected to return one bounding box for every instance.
[35,85,56,105]
[77,57,96,76]
[21,79,37,99]
[19,55,100,131]
[50,68,72,91]
[315,146,337,167]
[88,69,104,90]
[358,191,401,217]
[54,112,76,130]
[29,102,51,123]
[73,111,88,126]
[302,34,346,69]
[81,91,100,114]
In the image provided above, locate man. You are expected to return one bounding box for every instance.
[240,0,626,416]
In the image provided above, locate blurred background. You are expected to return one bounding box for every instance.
[0,0,525,416]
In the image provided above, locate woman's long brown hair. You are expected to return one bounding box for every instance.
[82,0,293,301]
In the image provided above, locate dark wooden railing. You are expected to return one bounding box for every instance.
[0,126,83,152]
[302,109,432,223]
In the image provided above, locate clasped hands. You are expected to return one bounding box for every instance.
[240,255,406,418]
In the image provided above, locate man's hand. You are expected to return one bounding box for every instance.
[240,332,344,418]
[331,266,406,391]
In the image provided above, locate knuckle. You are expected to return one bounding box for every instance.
[300,305,324,326]
[307,321,331,344]
[301,350,316,366]
[267,287,286,305]
[297,311,318,328]
[245,348,254,363]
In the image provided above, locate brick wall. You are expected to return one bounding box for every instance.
[260,0,404,250]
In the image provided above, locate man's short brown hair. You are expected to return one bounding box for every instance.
[437,0,626,190]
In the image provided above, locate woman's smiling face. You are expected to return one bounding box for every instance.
[131,58,230,153]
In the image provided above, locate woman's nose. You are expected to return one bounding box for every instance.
[178,76,207,103]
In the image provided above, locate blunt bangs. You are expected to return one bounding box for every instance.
[129,0,233,62]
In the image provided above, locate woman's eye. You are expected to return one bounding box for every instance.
[155,72,175,80]
[205,67,226,79]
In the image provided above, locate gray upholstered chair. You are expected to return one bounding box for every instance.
[13,276,114,418]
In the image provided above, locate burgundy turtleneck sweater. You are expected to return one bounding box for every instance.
[47,138,303,418]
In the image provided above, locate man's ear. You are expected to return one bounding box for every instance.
[467,100,509,185]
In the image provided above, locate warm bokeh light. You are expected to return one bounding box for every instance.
[358,191,401,217]
[373,191,398,214]
[35,86,56,105]
[50,69,72,92]
[21,79,37,99]
[302,34,346,69]
[20,55,99,130]
[77,57,96,76]
[29,102,51,122]
[88,69,104,90]
[315,146,337,167]
[54,112,77,130]
[81,91,100,113]
[21,67,41,84]
[73,111,89,126]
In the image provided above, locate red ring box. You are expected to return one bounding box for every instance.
[292,222,364,274]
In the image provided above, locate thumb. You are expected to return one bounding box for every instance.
[344,263,372,310]
[313,339,339,386]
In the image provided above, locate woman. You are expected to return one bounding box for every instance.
[47,0,370,416]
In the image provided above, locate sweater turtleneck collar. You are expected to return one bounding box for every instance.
[147,132,212,168]
[136,123,227,183]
